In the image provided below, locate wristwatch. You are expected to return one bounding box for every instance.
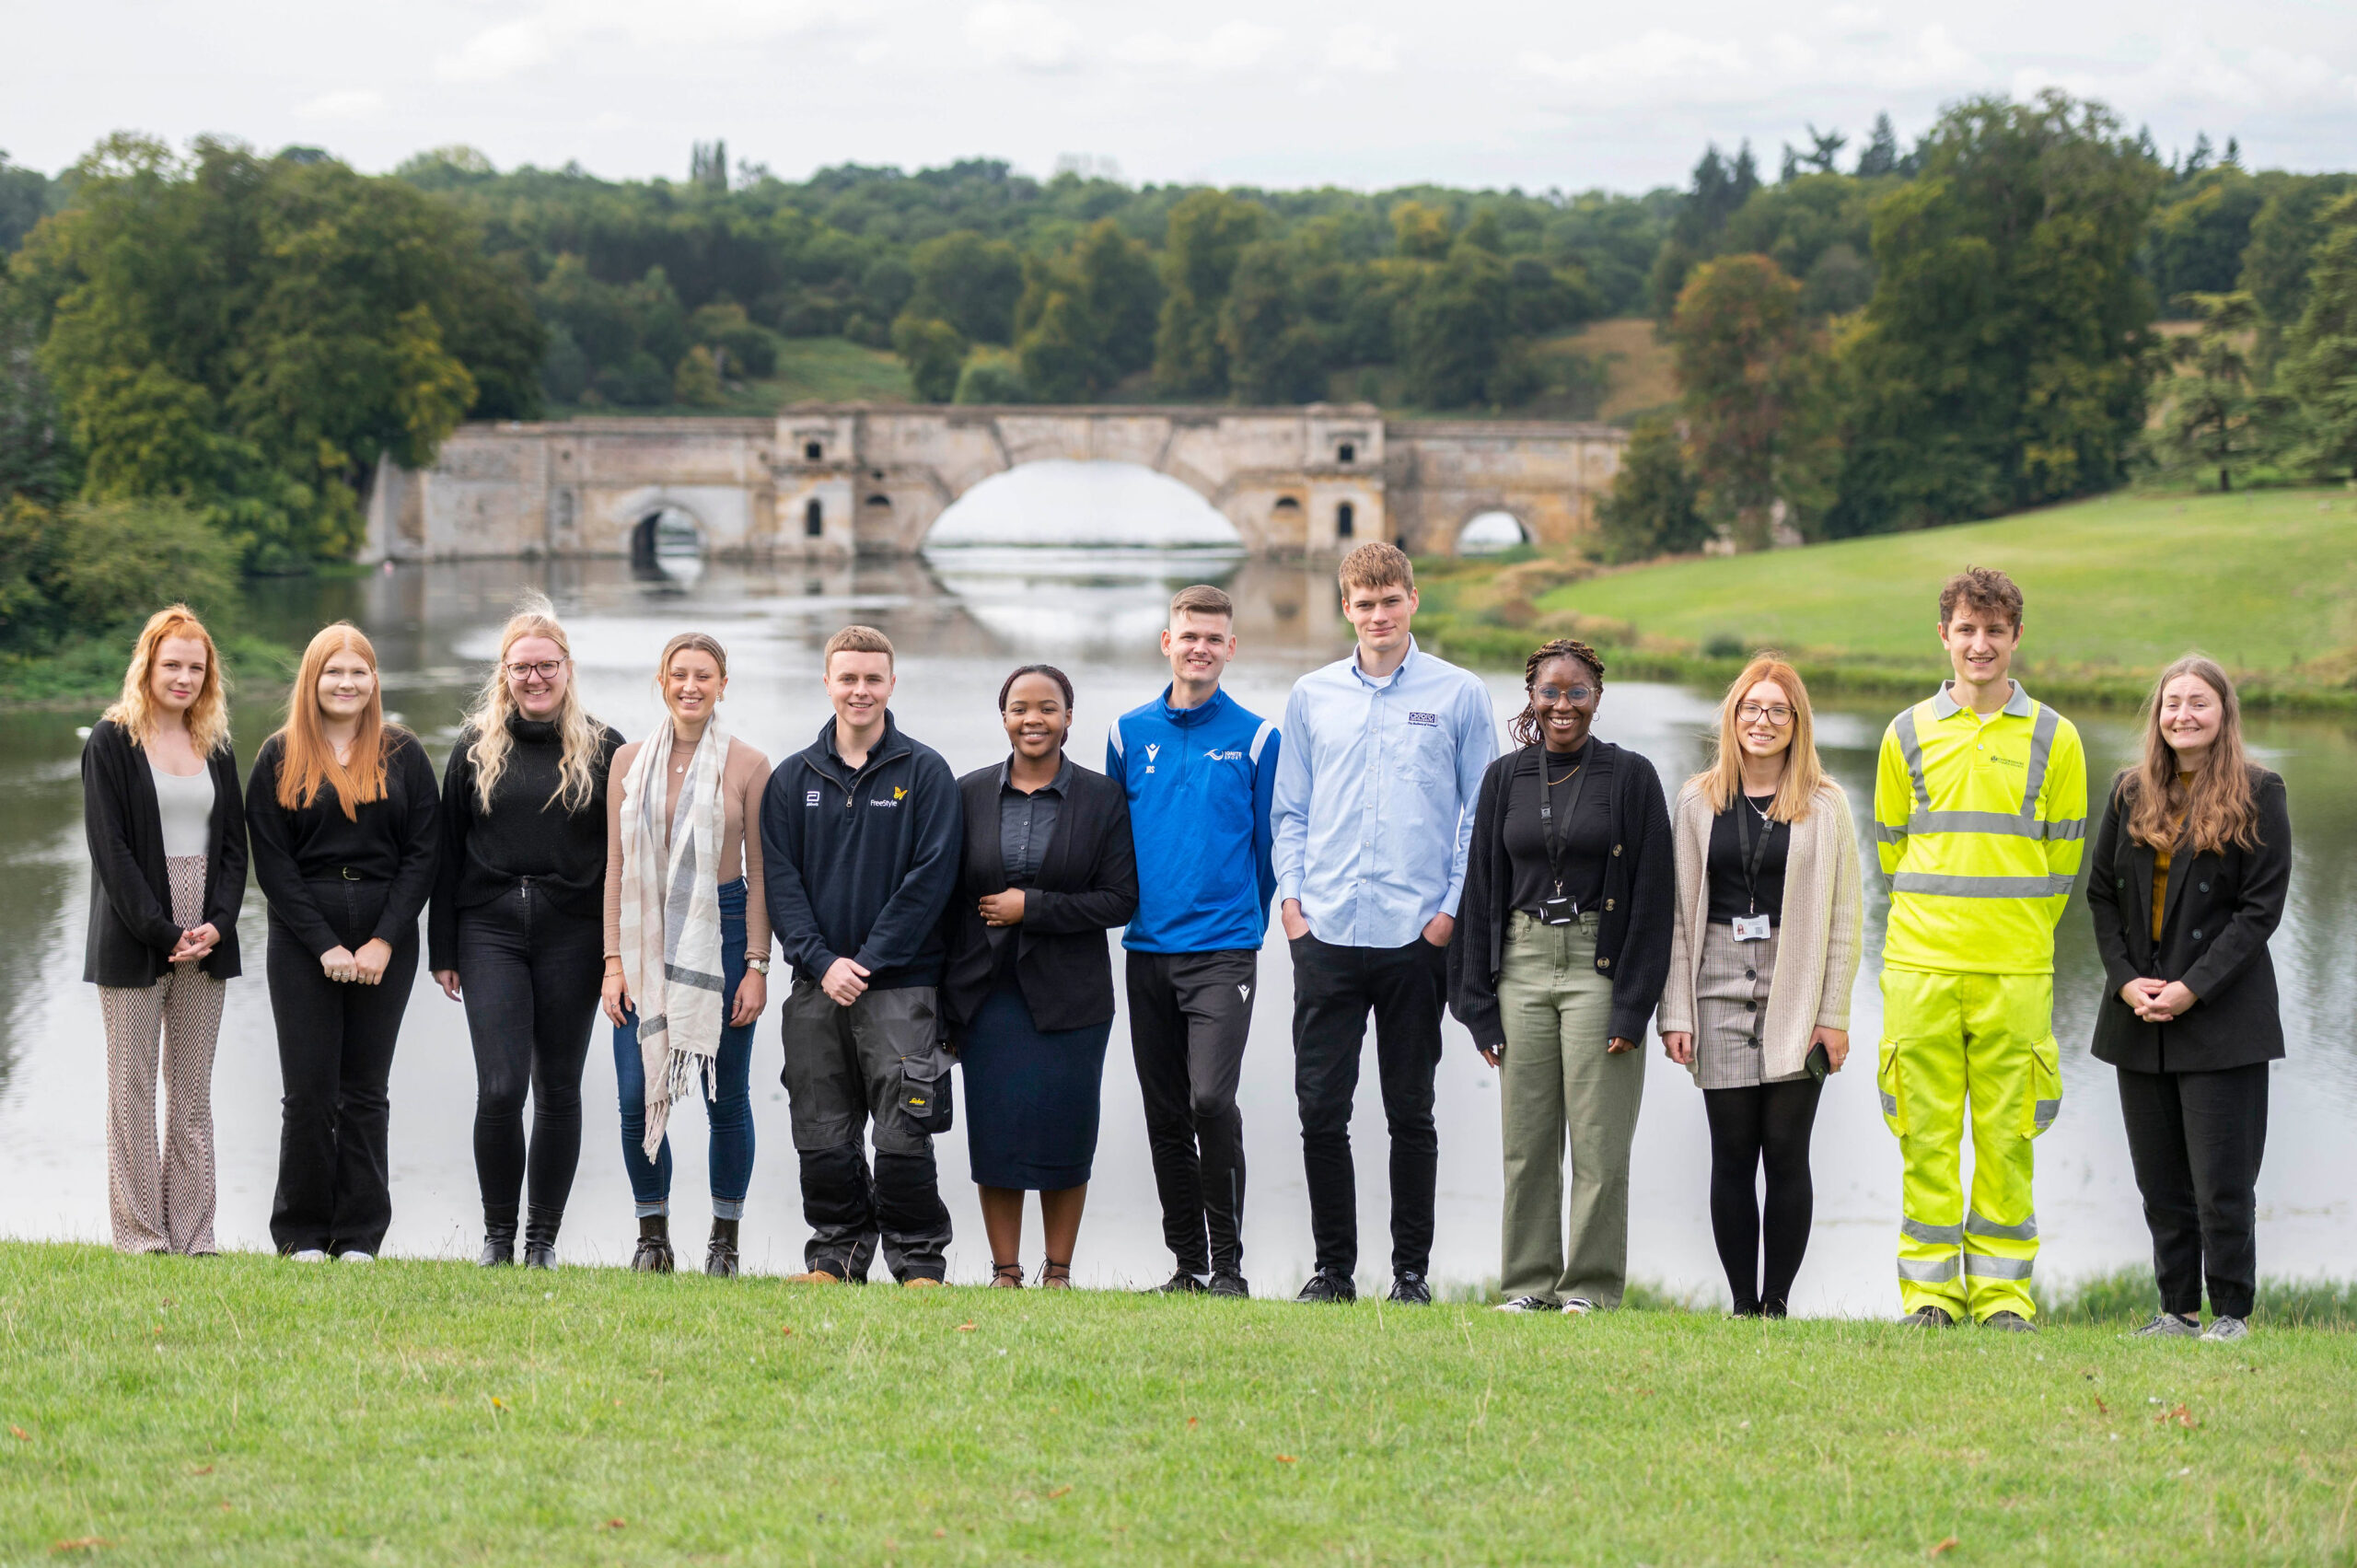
[746,957,771,975]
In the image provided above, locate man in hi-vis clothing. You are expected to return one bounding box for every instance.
[1874,566,2085,1330]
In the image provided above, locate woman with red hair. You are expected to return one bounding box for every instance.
[82,605,248,1255]
[247,622,438,1261]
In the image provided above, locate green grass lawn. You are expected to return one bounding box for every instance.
[4,1245,2352,1565]
[546,338,912,419]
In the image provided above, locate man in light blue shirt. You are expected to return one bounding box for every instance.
[1272,541,1497,1305]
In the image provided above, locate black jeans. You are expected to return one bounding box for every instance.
[1128,948,1257,1277]
[267,881,418,1256]
[2116,1062,2269,1318]
[1703,1076,1823,1316]
[456,883,604,1225]
[1290,933,1446,1280]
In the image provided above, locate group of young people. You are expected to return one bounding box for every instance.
[83,543,2291,1337]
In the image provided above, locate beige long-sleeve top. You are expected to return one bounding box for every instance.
[603,734,772,959]
[1656,776,1863,1083]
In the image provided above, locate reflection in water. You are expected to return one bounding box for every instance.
[5,551,2353,1312]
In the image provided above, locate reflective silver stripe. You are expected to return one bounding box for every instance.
[2034,1098,2061,1131]
[1875,821,1908,845]
[1893,706,1929,813]
[1897,1255,1960,1283]
[2044,818,2086,842]
[2019,703,2060,817]
[1891,872,2078,899]
[1879,1090,1898,1118]
[1962,1254,2034,1280]
[1965,1210,2038,1240]
[1902,1216,1962,1245]
[1906,809,2064,839]
[1248,718,1277,766]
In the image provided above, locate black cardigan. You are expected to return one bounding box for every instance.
[246,729,440,958]
[2085,767,2291,1074]
[80,718,249,986]
[939,759,1138,1036]
[428,715,623,970]
[1449,738,1675,1050]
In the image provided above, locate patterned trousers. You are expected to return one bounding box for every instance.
[99,855,224,1255]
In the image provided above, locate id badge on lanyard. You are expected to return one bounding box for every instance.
[1732,796,1773,942]
[1538,750,1587,925]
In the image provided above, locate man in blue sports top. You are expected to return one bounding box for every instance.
[1108,584,1280,1299]
[1273,542,1497,1307]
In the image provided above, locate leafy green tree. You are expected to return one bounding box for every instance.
[0,152,55,254]
[1390,202,1453,261]
[672,345,724,406]
[2155,292,2259,490]
[1853,114,1907,178]
[1009,220,1163,400]
[891,316,964,402]
[1829,92,2164,534]
[1154,191,1264,395]
[2146,165,2263,308]
[2277,197,2357,481]
[953,347,1029,404]
[1400,246,1513,409]
[0,496,237,654]
[1596,416,1711,562]
[1669,254,1836,548]
[2238,173,2357,366]
[906,231,1023,344]
[1219,242,1326,403]
[16,135,536,565]
[0,277,68,505]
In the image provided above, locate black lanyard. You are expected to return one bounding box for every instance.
[1733,794,1777,916]
[1533,747,1592,901]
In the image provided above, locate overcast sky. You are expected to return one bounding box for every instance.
[7,1,2355,192]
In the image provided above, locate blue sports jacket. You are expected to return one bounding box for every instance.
[1106,684,1280,954]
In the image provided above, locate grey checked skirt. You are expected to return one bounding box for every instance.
[1692,920,1808,1090]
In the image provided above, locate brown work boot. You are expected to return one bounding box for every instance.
[784,1268,844,1284]
[901,1276,943,1289]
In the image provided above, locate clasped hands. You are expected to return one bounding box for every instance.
[2119,977,2196,1022]
[166,922,219,965]
[319,938,393,986]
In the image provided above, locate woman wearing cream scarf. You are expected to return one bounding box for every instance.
[602,633,773,1275]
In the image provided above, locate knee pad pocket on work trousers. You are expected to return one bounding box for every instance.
[2025,1034,2061,1139]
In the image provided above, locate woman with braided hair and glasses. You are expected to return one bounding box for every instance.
[1448,637,1674,1314]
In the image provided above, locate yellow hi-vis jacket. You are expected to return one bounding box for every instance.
[1874,679,2086,975]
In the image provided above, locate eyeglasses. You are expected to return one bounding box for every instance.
[505,659,566,681]
[1533,685,1596,704]
[1738,702,1794,726]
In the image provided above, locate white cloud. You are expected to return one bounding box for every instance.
[293,88,386,122]
[1323,27,1400,75]
[965,1,1079,70]
[1113,20,1283,72]
[435,0,853,84]
[1519,30,1749,89]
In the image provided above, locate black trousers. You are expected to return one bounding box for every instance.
[1290,934,1446,1279]
[1702,1076,1823,1316]
[456,884,604,1226]
[2116,1061,2269,1318]
[1127,948,1257,1276]
[266,882,418,1256]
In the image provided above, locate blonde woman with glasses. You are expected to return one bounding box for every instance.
[82,606,248,1255]
[429,596,623,1269]
[1657,656,1862,1318]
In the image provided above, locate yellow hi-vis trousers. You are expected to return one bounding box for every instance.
[1877,969,2062,1321]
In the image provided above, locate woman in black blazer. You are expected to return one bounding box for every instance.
[2085,655,2291,1343]
[82,607,247,1255]
[941,665,1138,1288]
[247,622,439,1263]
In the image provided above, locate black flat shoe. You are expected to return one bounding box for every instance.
[1208,1272,1251,1299]
[1294,1268,1355,1304]
[522,1205,562,1271]
[478,1209,518,1268]
[1386,1272,1433,1307]
[631,1214,674,1274]
[1142,1271,1208,1295]
[705,1217,740,1278]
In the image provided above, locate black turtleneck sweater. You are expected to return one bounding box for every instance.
[428,714,624,970]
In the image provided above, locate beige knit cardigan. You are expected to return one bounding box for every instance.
[1656,777,1864,1083]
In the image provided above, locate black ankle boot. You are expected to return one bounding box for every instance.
[479,1205,519,1267]
[522,1205,562,1271]
[704,1217,740,1278]
[631,1214,674,1273]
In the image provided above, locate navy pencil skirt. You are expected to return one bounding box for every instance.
[960,975,1111,1191]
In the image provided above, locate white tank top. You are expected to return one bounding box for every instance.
[149,761,215,858]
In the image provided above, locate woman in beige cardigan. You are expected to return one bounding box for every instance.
[1658,656,1862,1317]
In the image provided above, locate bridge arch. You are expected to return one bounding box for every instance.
[1457,508,1531,556]
[923,459,1244,549]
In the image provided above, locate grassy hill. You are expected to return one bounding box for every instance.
[3,1244,2352,1565]
[1417,488,2357,708]
[546,337,913,419]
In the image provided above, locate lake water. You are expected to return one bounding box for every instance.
[4,548,2351,1313]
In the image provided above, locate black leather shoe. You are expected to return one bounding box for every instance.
[478,1208,518,1268]
[630,1214,674,1274]
[522,1205,562,1271]
[1294,1268,1356,1304]
[1387,1272,1433,1306]
[1208,1272,1251,1298]
[705,1217,741,1278]
[1142,1271,1209,1295]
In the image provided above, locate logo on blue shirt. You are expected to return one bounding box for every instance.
[1408,712,1439,726]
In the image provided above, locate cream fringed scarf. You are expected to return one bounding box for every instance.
[615,718,732,1157]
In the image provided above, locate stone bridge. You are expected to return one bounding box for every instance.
[364,404,1626,561]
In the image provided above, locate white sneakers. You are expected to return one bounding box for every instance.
[2199,1315,2248,1342]
[1561,1296,1598,1315]
[1493,1295,1556,1313]
[288,1249,328,1262]
[337,1251,375,1264]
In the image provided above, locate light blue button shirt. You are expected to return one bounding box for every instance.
[1271,638,1498,948]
